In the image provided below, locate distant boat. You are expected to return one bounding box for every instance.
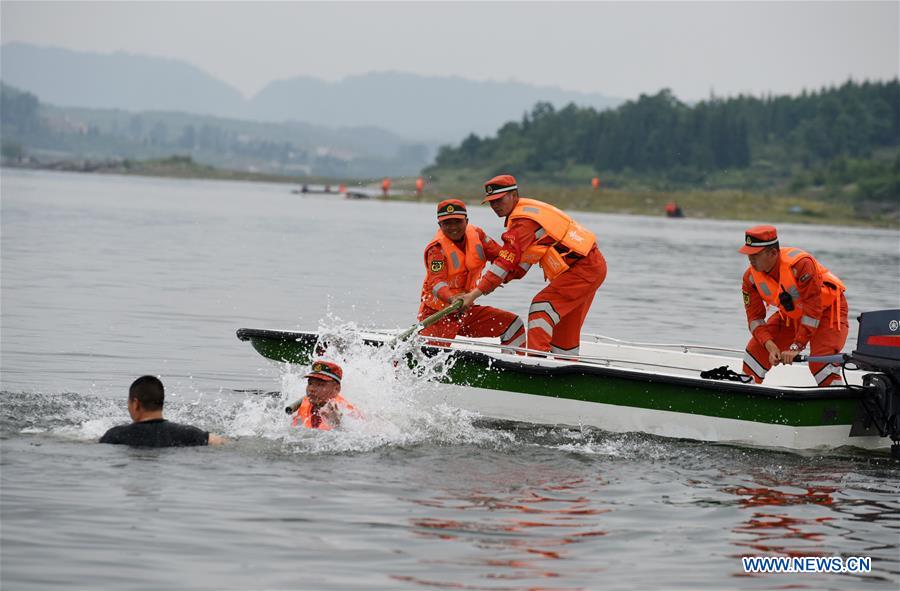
[290,184,339,195]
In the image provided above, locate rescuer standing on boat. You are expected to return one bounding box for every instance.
[419,199,525,350]
[452,175,607,356]
[292,360,358,430]
[739,225,849,386]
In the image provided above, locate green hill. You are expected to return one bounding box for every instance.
[425,80,900,226]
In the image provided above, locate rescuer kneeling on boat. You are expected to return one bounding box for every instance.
[100,375,227,447]
[293,360,358,430]
[452,175,607,356]
[419,199,525,350]
[739,225,848,386]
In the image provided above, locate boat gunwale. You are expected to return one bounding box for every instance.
[235,327,863,403]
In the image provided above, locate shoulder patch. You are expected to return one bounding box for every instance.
[742,291,751,306]
[430,260,444,272]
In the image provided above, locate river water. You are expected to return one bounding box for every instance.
[1,169,898,590]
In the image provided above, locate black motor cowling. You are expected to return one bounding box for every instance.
[849,310,900,457]
[851,309,900,373]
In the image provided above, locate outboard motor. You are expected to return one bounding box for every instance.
[848,309,900,458]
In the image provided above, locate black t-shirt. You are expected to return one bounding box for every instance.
[100,419,209,447]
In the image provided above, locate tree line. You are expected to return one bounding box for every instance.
[428,79,899,193]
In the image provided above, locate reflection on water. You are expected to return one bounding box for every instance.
[400,476,610,588]
[725,480,838,556]
[717,466,899,586]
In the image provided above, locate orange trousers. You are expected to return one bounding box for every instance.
[419,304,525,348]
[527,248,607,354]
[742,296,849,386]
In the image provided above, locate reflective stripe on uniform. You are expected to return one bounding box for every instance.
[535,228,547,240]
[749,319,765,332]
[787,285,800,300]
[758,283,772,297]
[528,317,555,336]
[475,244,485,261]
[801,315,819,328]
[519,262,532,273]
[502,334,526,351]
[813,364,841,385]
[487,263,508,279]
[529,301,560,325]
[500,318,524,343]
[432,281,449,298]
[743,351,767,379]
[550,344,580,355]
[450,252,460,269]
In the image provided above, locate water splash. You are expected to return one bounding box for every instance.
[0,319,514,454]
[221,320,515,453]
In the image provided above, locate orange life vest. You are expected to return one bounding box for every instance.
[748,247,846,329]
[508,198,597,281]
[419,224,488,311]
[292,394,356,430]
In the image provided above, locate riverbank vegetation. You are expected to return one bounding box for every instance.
[425,80,899,227]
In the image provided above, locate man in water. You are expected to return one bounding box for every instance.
[292,360,358,430]
[419,198,525,350]
[100,375,226,447]
[453,175,607,356]
[739,225,848,386]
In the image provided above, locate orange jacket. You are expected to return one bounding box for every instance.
[743,247,846,347]
[292,394,356,430]
[477,198,598,291]
[420,225,499,313]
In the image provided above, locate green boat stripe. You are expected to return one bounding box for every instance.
[236,328,866,428]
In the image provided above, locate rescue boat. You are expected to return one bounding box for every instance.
[236,309,900,456]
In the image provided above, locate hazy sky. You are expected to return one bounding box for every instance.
[2,1,897,101]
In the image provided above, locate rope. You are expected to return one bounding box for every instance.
[700,365,753,383]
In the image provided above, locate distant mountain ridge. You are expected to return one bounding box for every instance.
[0,43,247,118]
[1,43,622,142]
[1,80,434,178]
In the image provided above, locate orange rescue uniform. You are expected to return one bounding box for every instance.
[742,247,848,386]
[477,198,607,355]
[419,225,525,348]
[292,395,357,430]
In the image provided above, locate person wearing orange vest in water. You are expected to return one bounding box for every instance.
[739,225,849,387]
[419,199,525,350]
[292,360,359,430]
[415,177,425,198]
[452,175,607,356]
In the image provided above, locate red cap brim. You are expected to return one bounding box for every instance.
[482,194,506,204]
[304,372,338,382]
[738,245,766,254]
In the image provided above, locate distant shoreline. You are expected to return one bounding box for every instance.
[3,158,896,230]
